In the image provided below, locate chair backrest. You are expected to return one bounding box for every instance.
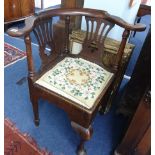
[7,8,146,76]
[33,9,116,68]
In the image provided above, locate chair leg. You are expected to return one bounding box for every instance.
[71,121,93,155]
[31,97,40,126]
[27,78,40,126]
[76,139,87,155]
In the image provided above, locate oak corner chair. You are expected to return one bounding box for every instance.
[7,8,146,155]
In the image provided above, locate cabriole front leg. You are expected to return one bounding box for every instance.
[71,121,93,155]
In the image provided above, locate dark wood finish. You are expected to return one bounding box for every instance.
[115,89,151,155]
[61,0,76,8]
[117,27,151,116]
[7,8,146,155]
[20,0,35,17]
[71,121,93,155]
[61,0,84,11]
[114,30,130,71]
[132,4,150,37]
[4,0,21,22]
[135,125,151,155]
[4,0,35,23]
[61,0,84,28]
[137,4,151,17]
[53,0,84,55]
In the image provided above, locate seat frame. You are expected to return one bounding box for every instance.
[7,8,146,155]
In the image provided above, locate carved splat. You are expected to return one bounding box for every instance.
[33,18,56,67]
[85,17,114,46]
[81,16,115,63]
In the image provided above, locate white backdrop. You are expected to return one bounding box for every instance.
[35,0,61,9]
[82,0,141,41]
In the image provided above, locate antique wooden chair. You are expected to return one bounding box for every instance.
[7,8,145,155]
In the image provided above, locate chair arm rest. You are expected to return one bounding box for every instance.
[110,15,146,31]
[7,16,36,37]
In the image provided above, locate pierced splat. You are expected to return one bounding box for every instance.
[85,17,115,46]
[33,19,56,66]
[81,16,115,63]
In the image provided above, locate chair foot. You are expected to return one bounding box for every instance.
[34,119,40,126]
[77,148,87,155]
[71,121,93,155]
[76,140,87,155]
[31,97,40,126]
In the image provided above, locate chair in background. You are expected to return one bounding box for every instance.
[7,8,145,155]
[132,4,150,37]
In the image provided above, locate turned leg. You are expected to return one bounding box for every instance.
[28,78,40,126]
[71,121,93,155]
[31,97,40,126]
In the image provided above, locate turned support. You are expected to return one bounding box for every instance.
[114,29,130,71]
[27,78,40,127]
[24,35,40,126]
[71,121,93,155]
[24,35,35,79]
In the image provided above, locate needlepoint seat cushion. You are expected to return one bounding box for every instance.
[36,57,114,109]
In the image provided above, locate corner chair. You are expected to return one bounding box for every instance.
[7,8,146,155]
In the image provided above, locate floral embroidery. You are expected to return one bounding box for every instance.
[36,57,113,108]
[66,69,90,85]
